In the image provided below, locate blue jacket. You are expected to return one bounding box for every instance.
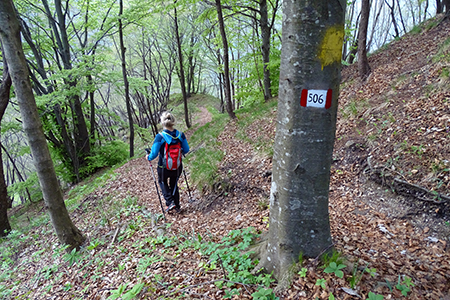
[147,129,189,167]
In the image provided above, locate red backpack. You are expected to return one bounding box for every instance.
[162,135,182,170]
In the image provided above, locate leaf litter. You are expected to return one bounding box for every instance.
[4,14,450,300]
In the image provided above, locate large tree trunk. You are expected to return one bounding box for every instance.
[119,0,134,157]
[0,55,12,237]
[215,0,236,119]
[0,0,85,249]
[358,0,371,80]
[256,0,345,286]
[174,4,191,129]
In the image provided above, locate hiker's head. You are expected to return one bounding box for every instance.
[160,111,175,129]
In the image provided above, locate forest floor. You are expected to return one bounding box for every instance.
[4,13,450,300]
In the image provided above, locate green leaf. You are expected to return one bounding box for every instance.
[315,278,326,289]
[368,292,384,300]
[298,267,308,278]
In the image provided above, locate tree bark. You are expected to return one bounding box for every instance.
[0,0,85,249]
[173,3,191,128]
[437,0,443,14]
[0,53,12,237]
[256,0,345,285]
[215,0,236,119]
[260,0,272,101]
[358,0,371,80]
[385,0,400,37]
[118,0,134,157]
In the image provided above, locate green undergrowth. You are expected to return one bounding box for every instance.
[184,107,228,193]
[1,183,416,300]
[235,98,278,157]
[105,226,279,299]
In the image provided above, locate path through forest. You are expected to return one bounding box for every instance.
[80,100,449,299]
[6,16,450,299]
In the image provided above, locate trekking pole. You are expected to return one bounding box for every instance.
[145,149,166,222]
[181,154,193,203]
[183,168,193,203]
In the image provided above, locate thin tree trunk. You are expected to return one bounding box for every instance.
[358,0,371,80]
[215,0,236,119]
[1,144,31,202]
[0,0,85,248]
[368,0,384,51]
[119,0,134,157]
[395,0,407,34]
[173,3,191,128]
[385,0,400,37]
[260,0,272,101]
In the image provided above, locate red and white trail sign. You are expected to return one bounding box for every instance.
[300,89,332,109]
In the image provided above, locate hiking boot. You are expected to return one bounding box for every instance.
[175,207,181,213]
[165,203,176,212]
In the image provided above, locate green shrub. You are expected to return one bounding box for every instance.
[82,140,129,175]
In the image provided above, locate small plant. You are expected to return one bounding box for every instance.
[108,282,145,300]
[321,250,344,266]
[348,262,376,289]
[324,262,346,278]
[368,292,384,300]
[64,248,82,266]
[224,288,241,299]
[251,288,279,300]
[316,278,327,289]
[63,283,72,291]
[298,267,308,278]
[107,283,128,300]
[396,275,414,296]
[258,200,269,210]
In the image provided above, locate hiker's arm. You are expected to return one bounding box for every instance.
[181,134,190,155]
[147,135,163,161]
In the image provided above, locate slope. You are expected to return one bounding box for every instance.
[2,14,450,300]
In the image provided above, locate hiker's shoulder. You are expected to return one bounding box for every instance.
[177,130,187,139]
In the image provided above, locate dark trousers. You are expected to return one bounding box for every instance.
[157,166,182,208]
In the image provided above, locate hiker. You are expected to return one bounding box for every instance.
[146,111,189,213]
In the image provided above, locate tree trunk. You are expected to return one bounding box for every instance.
[444,0,450,14]
[437,0,443,14]
[215,0,236,119]
[119,0,134,157]
[385,0,400,37]
[40,0,91,181]
[0,0,85,249]
[260,0,272,101]
[53,0,91,163]
[256,0,345,285]
[358,0,371,80]
[0,54,12,237]
[174,4,191,129]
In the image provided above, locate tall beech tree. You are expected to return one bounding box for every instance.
[358,0,371,80]
[215,0,236,119]
[173,3,191,128]
[0,0,85,249]
[256,0,346,285]
[0,54,12,237]
[118,0,134,157]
